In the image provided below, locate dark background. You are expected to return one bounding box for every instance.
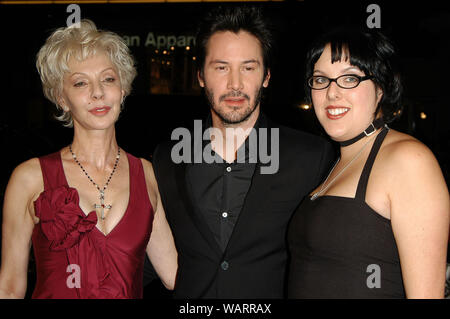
[0,0,449,299]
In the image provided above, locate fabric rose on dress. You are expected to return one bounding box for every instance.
[34,185,97,251]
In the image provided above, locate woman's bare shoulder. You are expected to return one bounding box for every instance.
[9,158,43,192]
[380,129,445,190]
[5,158,44,221]
[381,130,437,167]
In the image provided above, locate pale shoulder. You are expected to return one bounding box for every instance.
[9,158,43,194]
[381,130,439,170]
[379,130,446,196]
[5,158,44,218]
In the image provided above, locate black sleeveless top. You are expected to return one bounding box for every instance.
[287,128,406,298]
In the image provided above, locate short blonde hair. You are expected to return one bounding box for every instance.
[36,19,137,127]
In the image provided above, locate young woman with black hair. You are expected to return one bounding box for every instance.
[288,28,449,299]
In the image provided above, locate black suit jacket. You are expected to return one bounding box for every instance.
[152,114,335,298]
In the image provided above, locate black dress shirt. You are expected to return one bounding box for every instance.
[186,115,261,251]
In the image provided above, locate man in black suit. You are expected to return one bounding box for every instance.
[151,6,335,298]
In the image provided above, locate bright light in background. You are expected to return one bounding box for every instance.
[393,109,403,117]
[298,104,311,110]
[420,112,427,120]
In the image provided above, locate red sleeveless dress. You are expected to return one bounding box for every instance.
[31,151,154,299]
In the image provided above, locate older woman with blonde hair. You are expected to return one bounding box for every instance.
[0,19,177,298]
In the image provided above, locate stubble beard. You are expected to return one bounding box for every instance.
[205,86,264,126]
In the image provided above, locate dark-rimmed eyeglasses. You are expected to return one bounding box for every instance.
[307,74,373,90]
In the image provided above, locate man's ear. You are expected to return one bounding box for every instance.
[198,70,205,88]
[263,69,271,88]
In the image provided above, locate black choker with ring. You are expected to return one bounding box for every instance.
[339,118,386,147]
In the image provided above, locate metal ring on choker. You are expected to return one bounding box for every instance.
[339,118,385,147]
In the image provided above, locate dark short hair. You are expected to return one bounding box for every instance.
[304,27,403,123]
[195,5,273,79]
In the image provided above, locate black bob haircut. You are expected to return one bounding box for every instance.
[304,27,403,124]
[195,5,273,80]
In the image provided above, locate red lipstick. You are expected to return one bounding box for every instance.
[325,106,350,120]
[89,106,111,116]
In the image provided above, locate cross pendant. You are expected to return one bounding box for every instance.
[93,190,112,220]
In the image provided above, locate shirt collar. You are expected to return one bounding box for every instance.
[203,112,263,163]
